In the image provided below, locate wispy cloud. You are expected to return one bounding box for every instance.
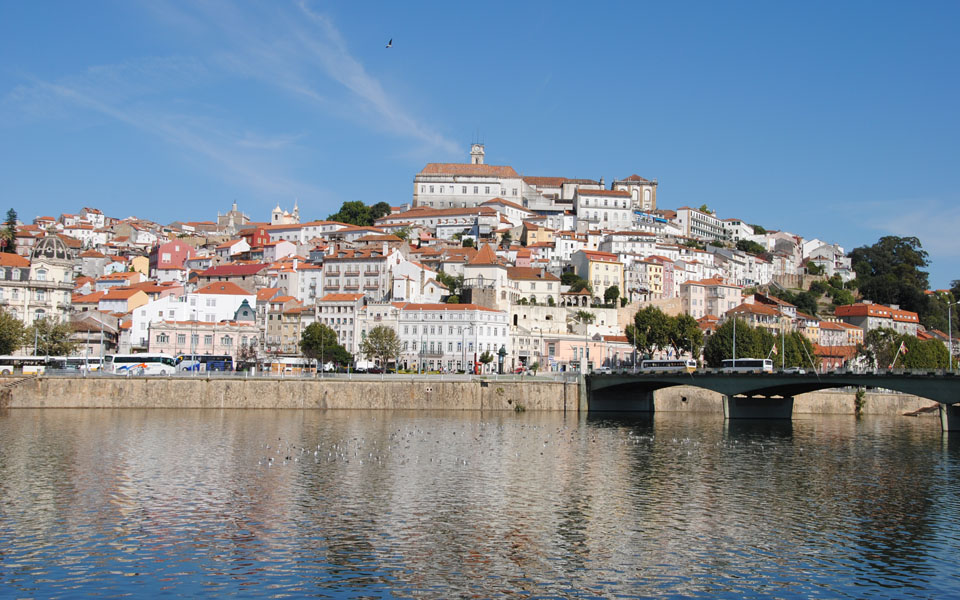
[866,197,960,259]
[3,62,325,200]
[148,0,458,155]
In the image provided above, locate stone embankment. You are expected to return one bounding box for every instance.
[0,376,939,417]
[1,376,581,412]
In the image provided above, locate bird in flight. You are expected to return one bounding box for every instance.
[386,38,393,48]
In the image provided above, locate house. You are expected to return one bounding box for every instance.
[570,250,625,304]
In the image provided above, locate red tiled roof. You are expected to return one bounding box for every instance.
[506,267,559,281]
[196,282,252,295]
[467,243,501,266]
[0,253,29,268]
[319,293,365,302]
[419,163,519,178]
[199,263,267,277]
[522,176,567,187]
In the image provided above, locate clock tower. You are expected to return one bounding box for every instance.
[470,143,485,165]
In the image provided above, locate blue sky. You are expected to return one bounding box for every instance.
[1,1,957,286]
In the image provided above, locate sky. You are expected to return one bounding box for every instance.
[1,1,958,286]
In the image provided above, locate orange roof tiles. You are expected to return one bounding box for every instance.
[196,282,251,295]
[419,163,519,178]
[319,293,365,302]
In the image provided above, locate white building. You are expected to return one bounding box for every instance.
[675,207,725,241]
[575,189,633,232]
[129,282,256,349]
[395,303,509,373]
[413,144,525,209]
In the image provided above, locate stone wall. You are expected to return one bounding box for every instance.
[653,385,939,416]
[4,376,580,412]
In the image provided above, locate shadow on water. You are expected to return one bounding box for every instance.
[723,418,794,440]
[584,412,654,430]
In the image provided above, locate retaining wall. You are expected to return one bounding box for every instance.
[653,386,939,416]
[2,376,580,412]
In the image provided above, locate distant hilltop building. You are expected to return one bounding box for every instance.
[413,144,658,217]
[271,202,300,226]
[217,201,250,235]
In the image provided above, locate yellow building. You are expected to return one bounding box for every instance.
[129,255,149,276]
[639,259,664,297]
[571,250,624,303]
[522,221,555,246]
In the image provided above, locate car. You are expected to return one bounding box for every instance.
[784,366,806,374]
[593,366,612,374]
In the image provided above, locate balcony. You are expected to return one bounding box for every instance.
[344,270,361,277]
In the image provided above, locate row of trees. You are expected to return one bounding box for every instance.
[858,327,951,370]
[300,323,404,370]
[0,311,78,356]
[624,305,818,369]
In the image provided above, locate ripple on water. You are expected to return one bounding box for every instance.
[0,409,958,598]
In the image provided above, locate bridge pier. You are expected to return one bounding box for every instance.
[723,395,794,420]
[940,403,960,432]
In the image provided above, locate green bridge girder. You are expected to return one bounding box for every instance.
[587,371,960,405]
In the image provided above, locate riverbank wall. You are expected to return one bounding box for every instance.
[654,386,938,416]
[0,377,940,416]
[1,376,580,412]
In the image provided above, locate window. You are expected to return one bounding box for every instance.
[35,289,45,301]
[473,186,478,194]
[462,186,467,194]
[161,253,171,262]
[156,333,169,343]
[177,334,186,345]
[204,335,213,346]
[36,269,47,281]
[429,186,434,193]
[485,186,490,194]
[222,336,232,346]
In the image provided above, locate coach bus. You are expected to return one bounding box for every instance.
[175,354,234,372]
[104,353,177,375]
[639,359,698,373]
[0,355,48,375]
[721,358,774,373]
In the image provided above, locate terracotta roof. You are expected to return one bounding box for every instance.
[522,176,567,187]
[72,291,107,303]
[578,250,620,262]
[506,267,559,281]
[814,344,858,359]
[196,282,252,295]
[728,303,780,317]
[480,197,531,212]
[467,243,502,266]
[418,163,519,178]
[257,288,281,302]
[101,288,145,300]
[576,188,630,198]
[835,303,919,322]
[79,249,107,258]
[618,174,652,183]
[319,293,365,302]
[199,263,268,277]
[0,253,30,268]
[398,302,502,312]
[215,239,245,250]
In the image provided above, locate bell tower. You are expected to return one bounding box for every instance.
[470,143,485,165]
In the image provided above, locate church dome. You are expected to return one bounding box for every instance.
[31,235,69,261]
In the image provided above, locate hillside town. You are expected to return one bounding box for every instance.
[4,143,955,373]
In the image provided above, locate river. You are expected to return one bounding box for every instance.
[1,409,958,598]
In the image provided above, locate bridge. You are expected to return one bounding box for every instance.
[586,371,960,431]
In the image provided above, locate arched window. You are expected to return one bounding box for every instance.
[644,189,651,207]
[36,269,47,282]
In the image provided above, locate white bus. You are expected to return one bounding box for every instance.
[104,354,177,375]
[721,358,774,373]
[46,356,104,372]
[640,359,698,373]
[0,356,48,375]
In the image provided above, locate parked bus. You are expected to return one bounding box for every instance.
[640,359,698,373]
[721,358,774,373]
[0,355,48,375]
[104,353,176,375]
[46,356,104,372]
[261,357,316,376]
[175,354,234,372]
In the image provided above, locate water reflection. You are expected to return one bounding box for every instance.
[0,409,958,598]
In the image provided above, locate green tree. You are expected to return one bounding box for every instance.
[568,278,592,294]
[299,323,352,366]
[604,285,620,306]
[395,226,412,241]
[850,236,929,312]
[528,361,540,375]
[28,318,78,356]
[435,271,464,297]
[479,351,494,368]
[360,325,402,369]
[462,238,474,248]
[698,204,713,214]
[669,313,703,361]
[0,310,25,354]
[857,327,900,369]
[750,224,766,234]
[445,295,460,304]
[547,296,556,307]
[560,272,581,287]
[736,239,767,256]
[806,262,825,276]
[369,202,392,221]
[899,335,949,369]
[328,201,373,226]
[500,231,512,248]
[2,208,17,253]
[703,318,776,367]
[574,310,595,327]
[628,305,672,359]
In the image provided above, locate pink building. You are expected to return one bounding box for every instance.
[147,320,260,361]
[149,241,195,277]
